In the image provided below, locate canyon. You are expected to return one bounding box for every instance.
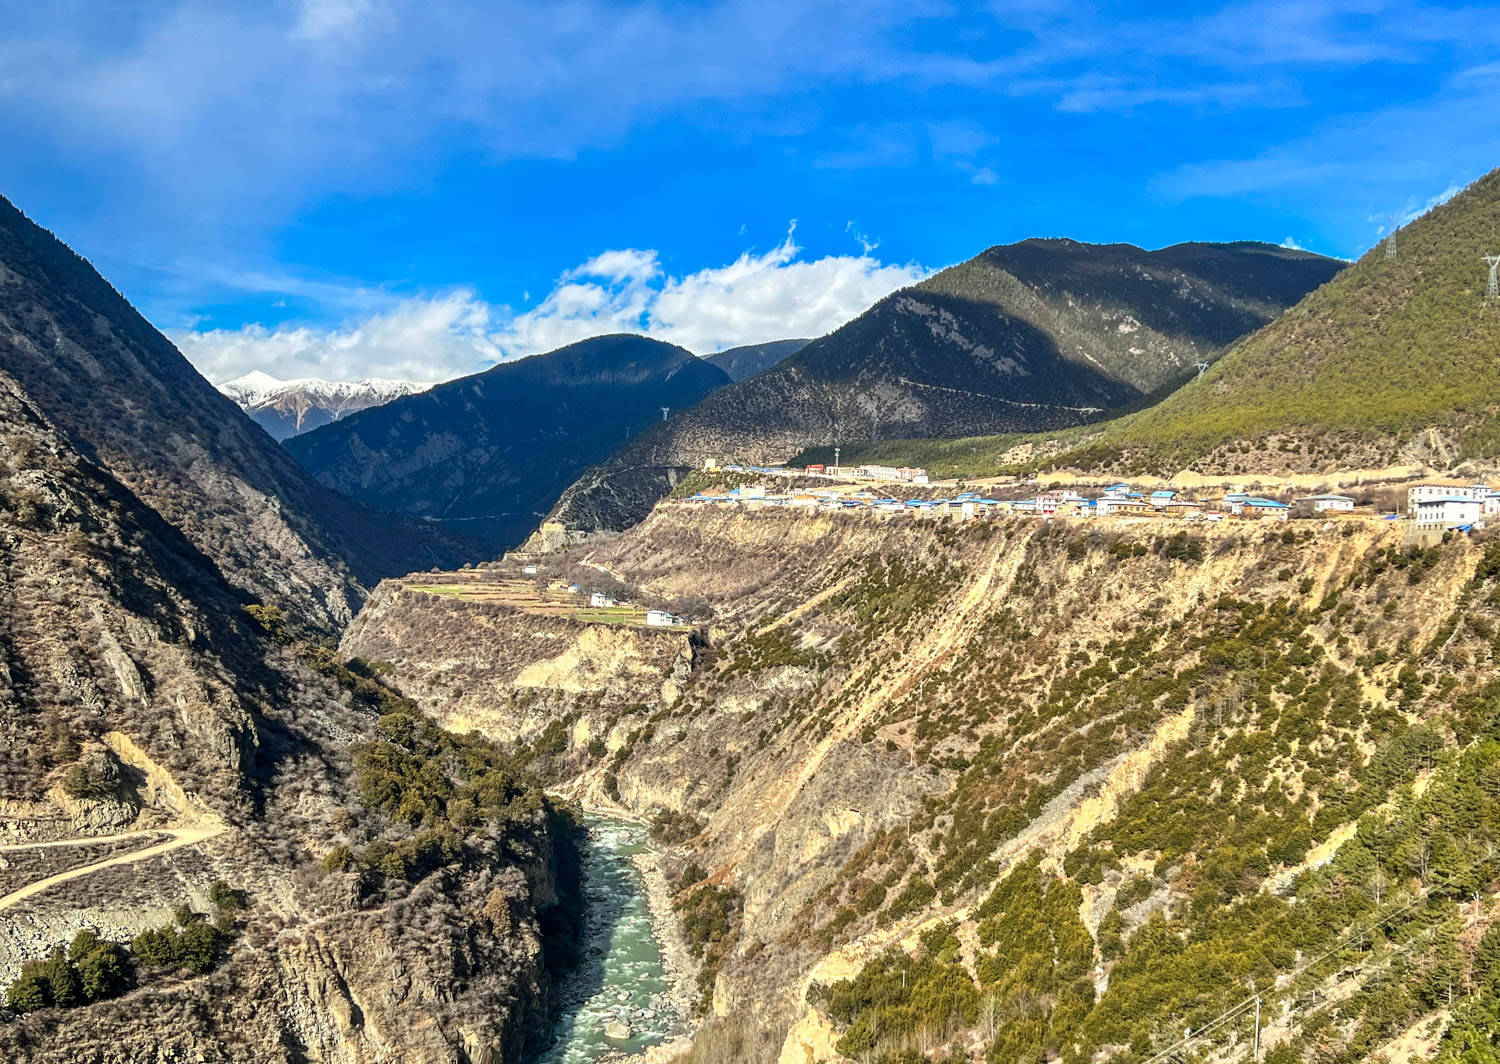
[341,500,1500,1063]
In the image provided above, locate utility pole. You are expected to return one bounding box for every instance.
[1252,995,1262,1063]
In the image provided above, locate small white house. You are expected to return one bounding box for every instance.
[645,609,680,627]
[589,591,617,608]
[522,563,538,575]
[566,583,580,594]
[1298,494,1356,513]
[1413,496,1484,530]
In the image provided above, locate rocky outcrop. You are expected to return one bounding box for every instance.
[340,580,692,747]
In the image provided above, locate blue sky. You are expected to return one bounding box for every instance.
[2,0,1497,384]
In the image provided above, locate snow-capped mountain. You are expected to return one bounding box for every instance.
[219,371,432,440]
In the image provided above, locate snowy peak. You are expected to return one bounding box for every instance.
[219,372,433,440]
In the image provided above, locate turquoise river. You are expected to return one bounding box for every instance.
[537,817,679,1064]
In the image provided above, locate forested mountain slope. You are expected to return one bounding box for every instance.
[0,370,576,1062]
[704,338,808,381]
[995,167,1500,479]
[533,241,1341,547]
[286,334,730,551]
[0,195,468,630]
[351,504,1500,1064]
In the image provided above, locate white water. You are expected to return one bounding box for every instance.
[538,817,678,1064]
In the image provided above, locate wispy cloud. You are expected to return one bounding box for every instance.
[170,231,929,383]
[1154,60,1500,250]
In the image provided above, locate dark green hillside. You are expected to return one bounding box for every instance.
[286,334,730,551]
[705,338,809,381]
[1025,167,1500,476]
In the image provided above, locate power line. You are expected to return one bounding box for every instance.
[1137,853,1499,1064]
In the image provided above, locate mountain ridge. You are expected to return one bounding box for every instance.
[285,333,731,551]
[220,372,431,440]
[0,192,472,629]
[530,238,1343,547]
[704,338,810,381]
[868,168,1500,482]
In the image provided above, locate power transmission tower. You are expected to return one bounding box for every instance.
[1195,362,1210,379]
[660,406,670,421]
[1384,212,1401,261]
[1485,254,1500,302]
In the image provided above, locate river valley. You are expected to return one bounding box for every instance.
[538,817,683,1064]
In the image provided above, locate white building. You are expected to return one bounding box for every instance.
[645,609,680,627]
[1298,493,1355,513]
[1407,481,1487,512]
[1230,497,1291,521]
[522,563,538,575]
[856,465,929,483]
[590,591,617,608]
[1412,496,1484,530]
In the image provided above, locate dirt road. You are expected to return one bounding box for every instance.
[0,825,225,914]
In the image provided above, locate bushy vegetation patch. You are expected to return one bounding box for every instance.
[5,888,243,1014]
[675,877,743,1013]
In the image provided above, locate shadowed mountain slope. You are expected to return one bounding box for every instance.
[0,194,470,629]
[285,334,730,551]
[705,338,809,381]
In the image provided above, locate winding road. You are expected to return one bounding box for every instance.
[0,825,225,914]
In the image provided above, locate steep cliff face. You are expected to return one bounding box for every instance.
[349,503,1500,1063]
[0,194,469,631]
[0,371,576,1063]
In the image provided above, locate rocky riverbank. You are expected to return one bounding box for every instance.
[534,815,699,1064]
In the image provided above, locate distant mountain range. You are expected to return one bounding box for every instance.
[284,334,730,550]
[0,193,472,629]
[220,371,430,440]
[531,238,1344,545]
[218,341,801,441]
[704,338,809,381]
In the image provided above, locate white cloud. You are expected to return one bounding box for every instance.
[293,0,382,40]
[172,234,929,383]
[170,290,502,384]
[496,228,928,356]
[1279,236,1305,250]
